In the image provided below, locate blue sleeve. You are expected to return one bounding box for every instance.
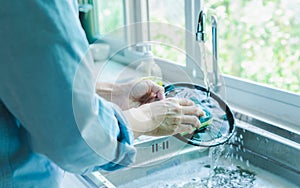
[0,0,136,174]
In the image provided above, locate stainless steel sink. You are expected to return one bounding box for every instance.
[84,112,300,187]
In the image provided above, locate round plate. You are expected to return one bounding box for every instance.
[165,83,235,147]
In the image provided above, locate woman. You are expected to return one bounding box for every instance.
[0,0,203,187]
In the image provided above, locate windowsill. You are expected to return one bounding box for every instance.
[223,75,300,135]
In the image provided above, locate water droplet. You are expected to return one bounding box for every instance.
[239,156,243,162]
[246,160,250,167]
[238,145,242,151]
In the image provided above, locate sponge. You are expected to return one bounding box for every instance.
[190,97,213,130]
[198,107,213,129]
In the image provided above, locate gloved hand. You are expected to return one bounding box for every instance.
[96,79,164,110]
[123,98,204,137]
[126,79,164,108]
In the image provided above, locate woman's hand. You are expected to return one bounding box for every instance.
[123,98,204,138]
[127,79,164,108]
[96,79,164,110]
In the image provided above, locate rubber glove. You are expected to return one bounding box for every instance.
[96,79,164,110]
[123,98,204,138]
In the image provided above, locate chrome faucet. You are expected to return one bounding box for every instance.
[196,10,220,93]
[196,10,206,42]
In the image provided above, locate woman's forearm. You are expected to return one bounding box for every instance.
[97,82,142,139]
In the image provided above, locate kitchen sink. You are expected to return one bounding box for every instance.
[84,112,300,188]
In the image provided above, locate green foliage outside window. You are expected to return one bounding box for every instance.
[94,0,123,35]
[97,0,300,93]
[205,0,300,93]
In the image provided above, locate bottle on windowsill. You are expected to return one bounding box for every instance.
[135,43,163,86]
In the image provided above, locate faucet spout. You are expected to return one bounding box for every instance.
[196,11,206,42]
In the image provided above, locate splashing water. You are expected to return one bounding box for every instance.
[118,150,298,188]
[206,145,225,188]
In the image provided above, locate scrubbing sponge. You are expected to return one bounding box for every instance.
[190,97,213,130]
[180,97,213,136]
[198,107,213,129]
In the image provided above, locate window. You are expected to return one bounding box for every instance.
[93,0,124,37]
[91,0,300,94]
[91,0,300,132]
[204,0,300,93]
[148,0,186,65]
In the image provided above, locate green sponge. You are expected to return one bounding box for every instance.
[190,97,213,129]
[198,107,213,129]
[180,97,213,136]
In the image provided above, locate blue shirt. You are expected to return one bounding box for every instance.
[0,0,136,187]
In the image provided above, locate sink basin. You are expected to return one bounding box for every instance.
[84,115,300,188]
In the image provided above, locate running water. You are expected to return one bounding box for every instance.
[198,42,211,98]
[207,145,225,188]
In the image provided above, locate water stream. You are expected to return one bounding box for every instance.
[198,42,211,97]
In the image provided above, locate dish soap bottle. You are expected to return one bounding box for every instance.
[135,43,163,86]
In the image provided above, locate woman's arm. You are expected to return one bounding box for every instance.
[0,0,135,174]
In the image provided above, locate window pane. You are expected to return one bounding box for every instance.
[148,0,186,65]
[205,0,300,93]
[94,0,124,36]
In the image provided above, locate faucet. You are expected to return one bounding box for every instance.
[196,11,220,93]
[196,10,206,42]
